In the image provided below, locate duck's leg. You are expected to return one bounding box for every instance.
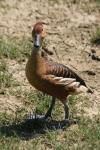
[62,101,77,125]
[62,101,69,120]
[44,97,56,119]
[26,97,55,120]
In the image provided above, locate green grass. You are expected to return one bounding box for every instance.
[91,28,100,45]
[0,72,14,88]
[93,0,100,4]
[0,61,19,92]
[9,88,57,117]
[0,35,32,94]
[0,36,32,61]
[0,60,7,72]
[0,111,100,150]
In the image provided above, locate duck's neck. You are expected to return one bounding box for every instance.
[29,46,46,75]
[30,46,42,61]
[31,46,41,56]
[30,46,45,66]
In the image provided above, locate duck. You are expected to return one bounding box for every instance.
[26,22,93,121]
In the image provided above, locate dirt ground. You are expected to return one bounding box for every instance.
[0,0,100,117]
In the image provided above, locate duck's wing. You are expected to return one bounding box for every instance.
[46,61,86,86]
[42,61,90,93]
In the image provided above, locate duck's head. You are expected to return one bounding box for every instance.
[32,22,46,48]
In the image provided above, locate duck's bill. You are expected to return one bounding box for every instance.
[34,34,41,48]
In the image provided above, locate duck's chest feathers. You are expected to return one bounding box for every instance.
[26,51,46,88]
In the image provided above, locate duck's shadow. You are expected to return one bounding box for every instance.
[0,116,76,140]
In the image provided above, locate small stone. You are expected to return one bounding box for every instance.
[91,49,96,53]
[87,70,96,76]
[92,54,97,60]
[0,90,5,95]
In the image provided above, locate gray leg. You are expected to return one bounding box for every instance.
[45,97,56,119]
[63,101,69,120]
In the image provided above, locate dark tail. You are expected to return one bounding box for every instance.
[87,88,94,94]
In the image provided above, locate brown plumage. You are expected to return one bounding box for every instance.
[26,22,93,120]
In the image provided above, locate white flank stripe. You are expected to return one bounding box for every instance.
[76,85,88,93]
[54,77,63,80]
[69,82,80,87]
[59,78,75,82]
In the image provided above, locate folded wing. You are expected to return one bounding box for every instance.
[42,61,89,94]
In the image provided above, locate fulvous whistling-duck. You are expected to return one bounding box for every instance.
[26,22,93,121]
